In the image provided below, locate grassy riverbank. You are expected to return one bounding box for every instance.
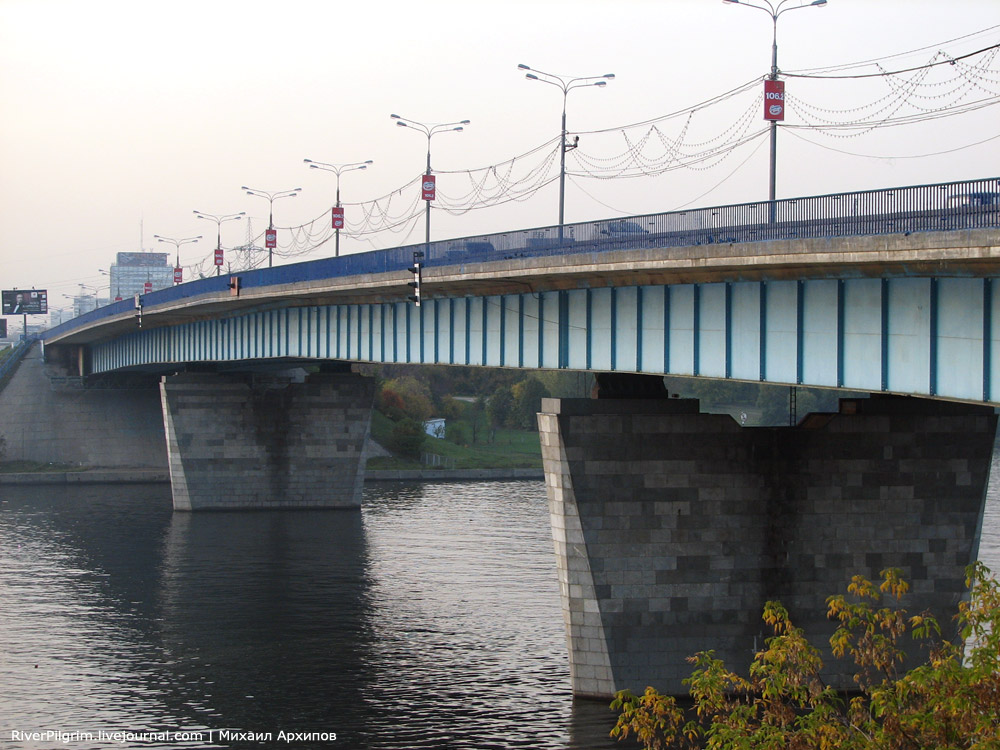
[367,410,542,471]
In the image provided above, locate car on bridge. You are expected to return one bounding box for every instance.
[948,191,1000,207]
[600,220,649,236]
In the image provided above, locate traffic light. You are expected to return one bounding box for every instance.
[407,251,424,306]
[134,293,143,328]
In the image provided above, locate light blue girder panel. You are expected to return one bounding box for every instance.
[802,280,838,388]
[89,275,1000,406]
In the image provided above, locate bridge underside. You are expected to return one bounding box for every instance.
[83,274,1000,406]
[539,392,996,697]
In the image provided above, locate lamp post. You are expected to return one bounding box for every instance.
[390,114,469,254]
[98,269,123,301]
[722,0,827,207]
[153,234,202,285]
[303,158,372,257]
[241,186,302,268]
[518,64,614,237]
[193,211,245,275]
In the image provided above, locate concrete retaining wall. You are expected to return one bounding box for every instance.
[0,343,167,468]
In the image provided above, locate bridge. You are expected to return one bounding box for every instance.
[33,176,1000,697]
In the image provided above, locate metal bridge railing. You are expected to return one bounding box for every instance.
[0,339,35,391]
[44,176,1000,342]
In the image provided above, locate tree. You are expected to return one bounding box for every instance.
[511,377,550,430]
[469,396,487,445]
[447,421,470,447]
[386,418,426,459]
[378,375,433,422]
[486,385,515,432]
[611,564,1000,749]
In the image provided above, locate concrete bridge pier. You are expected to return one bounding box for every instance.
[160,371,375,511]
[538,392,996,698]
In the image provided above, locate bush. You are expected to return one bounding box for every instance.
[447,421,470,446]
[612,564,1000,749]
[386,418,426,459]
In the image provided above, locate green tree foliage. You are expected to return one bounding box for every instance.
[534,370,592,399]
[378,375,433,422]
[469,396,487,445]
[446,421,470,447]
[611,564,1000,749]
[487,385,515,431]
[511,377,551,430]
[386,418,426,458]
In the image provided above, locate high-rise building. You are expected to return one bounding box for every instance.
[109,252,173,300]
[70,295,107,318]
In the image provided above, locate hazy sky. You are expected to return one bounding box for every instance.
[1,0,998,320]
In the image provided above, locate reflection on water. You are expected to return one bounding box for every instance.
[3,473,999,750]
[0,481,620,749]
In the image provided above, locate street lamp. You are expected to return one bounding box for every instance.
[722,0,827,208]
[390,114,469,253]
[303,158,372,257]
[98,269,123,301]
[153,234,202,285]
[193,210,245,275]
[518,63,614,237]
[241,186,302,268]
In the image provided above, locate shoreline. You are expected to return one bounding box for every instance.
[0,467,544,485]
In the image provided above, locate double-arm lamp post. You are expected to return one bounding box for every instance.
[722,0,827,206]
[518,64,614,237]
[241,186,302,268]
[303,158,373,257]
[193,210,245,275]
[153,234,202,285]
[390,114,469,253]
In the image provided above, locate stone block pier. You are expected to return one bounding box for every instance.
[161,371,375,511]
[538,394,996,697]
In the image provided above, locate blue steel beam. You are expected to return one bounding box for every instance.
[89,274,1000,406]
[44,177,1000,346]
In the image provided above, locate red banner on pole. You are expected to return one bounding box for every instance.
[173,267,183,284]
[214,248,224,266]
[331,206,345,229]
[144,281,153,294]
[265,228,277,249]
[764,79,785,121]
[421,174,436,201]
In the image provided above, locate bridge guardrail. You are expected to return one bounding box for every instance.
[0,339,34,391]
[43,176,1000,342]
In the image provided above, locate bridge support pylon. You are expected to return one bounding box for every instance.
[538,393,996,698]
[160,371,375,511]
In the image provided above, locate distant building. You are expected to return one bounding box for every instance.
[70,294,107,318]
[109,251,173,300]
[423,418,446,439]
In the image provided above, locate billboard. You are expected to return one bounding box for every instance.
[116,252,170,267]
[2,289,47,315]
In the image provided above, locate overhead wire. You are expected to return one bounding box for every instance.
[231,25,1000,263]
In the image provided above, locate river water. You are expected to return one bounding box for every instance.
[1,477,998,750]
